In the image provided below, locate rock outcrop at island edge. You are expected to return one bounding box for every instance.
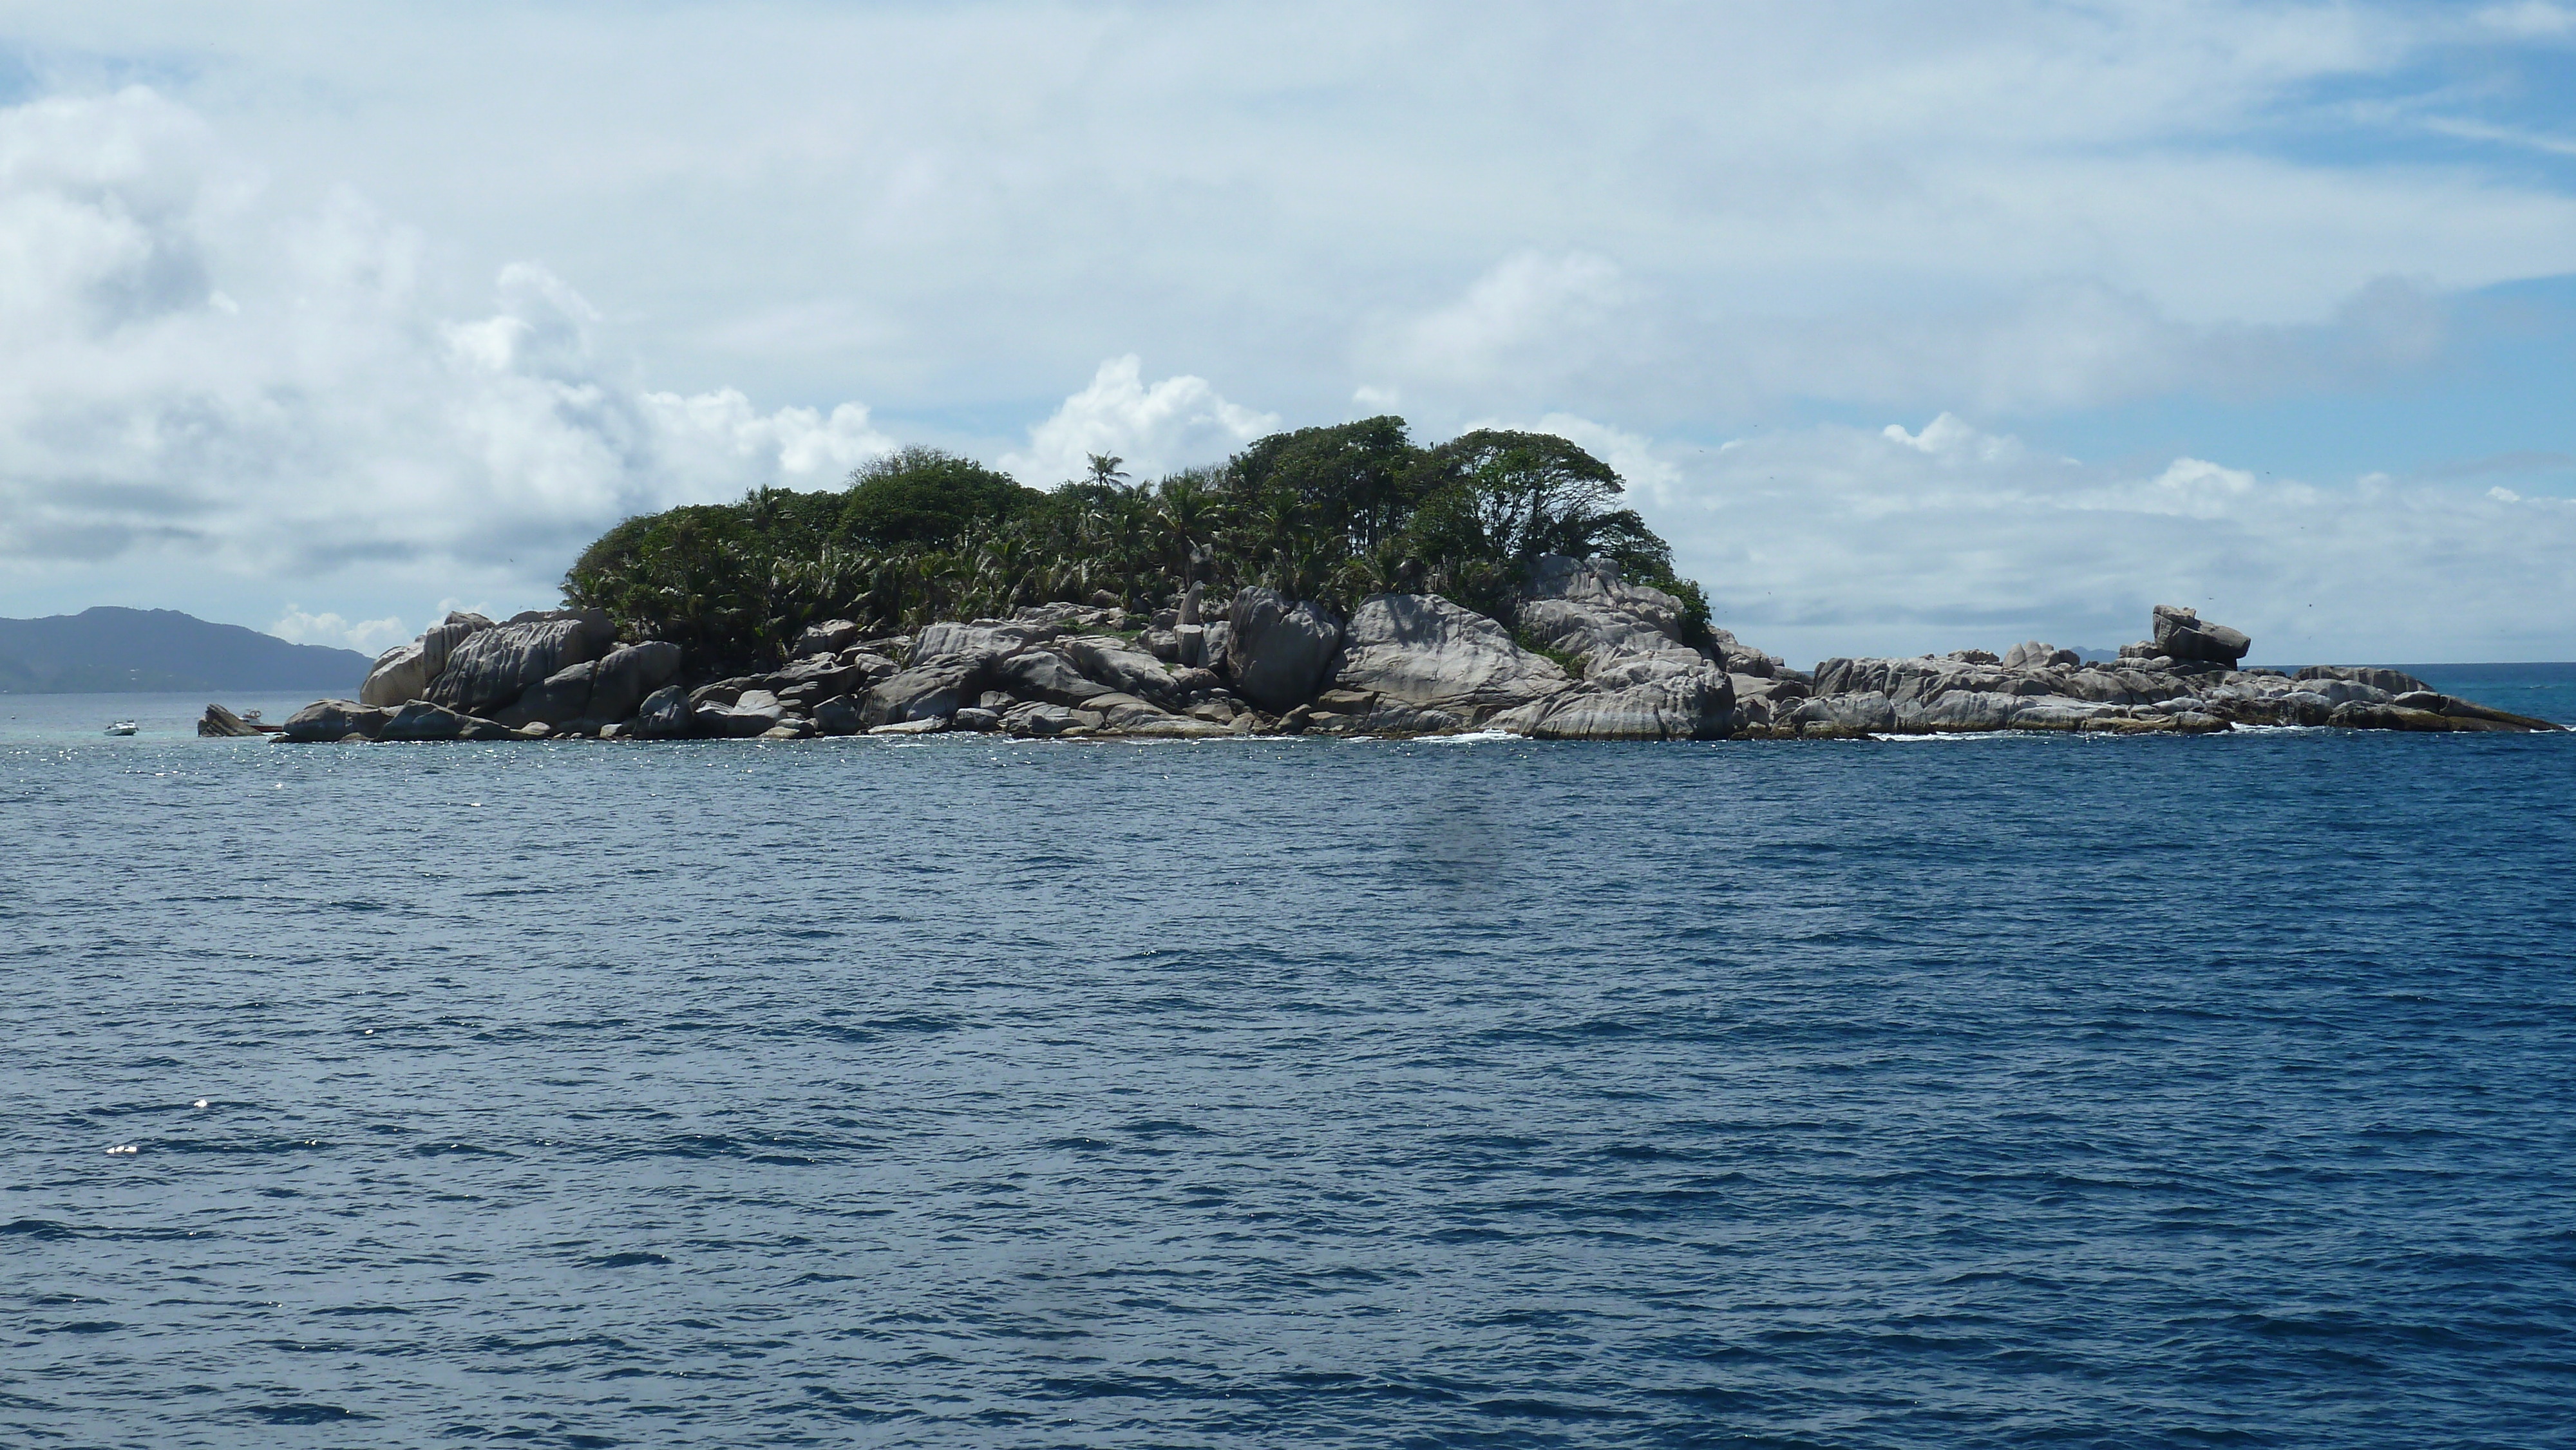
[245,576,2560,745]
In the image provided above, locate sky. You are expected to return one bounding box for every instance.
[0,1,2571,665]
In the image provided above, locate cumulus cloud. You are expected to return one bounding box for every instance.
[1593,413,2576,665]
[0,88,891,621]
[268,605,409,655]
[1002,355,1277,487]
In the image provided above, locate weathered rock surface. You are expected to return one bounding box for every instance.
[2298,664,2432,695]
[862,654,990,728]
[1226,588,1342,711]
[282,700,391,742]
[1081,692,1229,737]
[427,610,617,716]
[1012,601,1128,631]
[2002,639,2085,670]
[1331,593,1571,723]
[496,641,681,728]
[1517,555,1697,672]
[696,689,786,738]
[633,685,692,739]
[2152,605,2252,666]
[1061,635,1183,704]
[913,619,1054,660]
[196,702,264,737]
[793,619,862,656]
[1490,654,1736,740]
[359,610,497,706]
[380,701,469,741]
[996,648,1114,706]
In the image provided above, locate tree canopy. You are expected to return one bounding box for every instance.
[563,419,1710,668]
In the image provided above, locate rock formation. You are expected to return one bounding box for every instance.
[255,574,2559,746]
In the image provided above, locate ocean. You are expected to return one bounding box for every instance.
[5,666,2573,1447]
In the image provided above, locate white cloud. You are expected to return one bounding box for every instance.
[268,605,408,655]
[2474,3,2576,39]
[1002,355,1277,487]
[1368,252,1625,390]
[0,88,891,624]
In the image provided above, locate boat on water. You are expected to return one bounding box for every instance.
[104,721,138,735]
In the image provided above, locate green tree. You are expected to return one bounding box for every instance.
[840,447,1039,549]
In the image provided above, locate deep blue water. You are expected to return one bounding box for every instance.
[5,677,2575,1448]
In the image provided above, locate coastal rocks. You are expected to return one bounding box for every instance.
[811,695,867,735]
[2002,640,2085,670]
[1331,593,1571,723]
[693,688,786,737]
[1226,588,1343,711]
[196,702,265,737]
[1000,701,1096,737]
[281,700,392,742]
[997,648,1115,706]
[359,610,496,707]
[1082,692,1229,737]
[793,619,862,656]
[862,654,991,728]
[1061,634,1183,704]
[913,619,1054,660]
[2298,664,2432,695]
[634,685,692,738]
[2151,605,2252,666]
[496,641,682,729]
[427,610,618,716]
[1491,654,1736,740]
[380,701,466,740]
[1781,690,1900,735]
[1012,601,1128,632]
[1517,555,1695,670]
[1302,688,1466,736]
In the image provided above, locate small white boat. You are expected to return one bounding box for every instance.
[105,721,138,735]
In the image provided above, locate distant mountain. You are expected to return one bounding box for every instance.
[0,607,375,694]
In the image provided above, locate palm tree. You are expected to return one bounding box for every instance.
[1086,453,1130,489]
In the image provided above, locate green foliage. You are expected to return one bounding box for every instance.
[561,418,1712,672]
[840,446,1039,548]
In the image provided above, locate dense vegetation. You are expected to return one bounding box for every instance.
[564,418,1710,667]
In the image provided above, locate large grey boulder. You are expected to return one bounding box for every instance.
[1225,588,1342,711]
[1490,655,1735,740]
[2295,664,2432,695]
[358,610,496,706]
[1900,690,2027,732]
[378,700,476,741]
[1517,554,1696,672]
[496,641,682,728]
[1331,593,1573,722]
[2150,605,2251,666]
[862,653,992,728]
[999,701,1093,737]
[1782,690,1899,734]
[913,619,1055,660]
[359,642,430,708]
[282,699,390,742]
[1083,692,1230,737]
[1061,635,1183,704]
[1012,601,1127,631]
[696,689,786,737]
[2002,640,2084,670]
[632,685,692,739]
[793,619,862,656]
[427,610,616,716]
[996,649,1114,706]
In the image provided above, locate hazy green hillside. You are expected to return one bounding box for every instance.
[0,608,374,693]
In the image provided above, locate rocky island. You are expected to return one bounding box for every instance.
[213,420,2560,742]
